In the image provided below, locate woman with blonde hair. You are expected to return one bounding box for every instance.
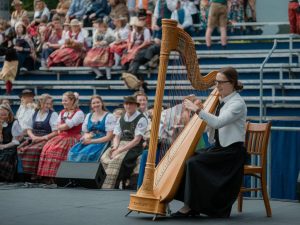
[68,95,115,162]
[0,104,23,181]
[17,94,58,180]
[37,91,84,183]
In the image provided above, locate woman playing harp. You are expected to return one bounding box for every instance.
[172,67,247,218]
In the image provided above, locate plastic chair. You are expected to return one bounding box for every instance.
[238,121,272,217]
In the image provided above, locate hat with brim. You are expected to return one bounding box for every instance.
[92,18,104,24]
[124,96,139,106]
[112,15,128,21]
[12,0,23,6]
[129,17,145,27]
[19,89,35,98]
[70,19,80,26]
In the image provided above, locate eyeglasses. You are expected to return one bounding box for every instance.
[214,80,231,85]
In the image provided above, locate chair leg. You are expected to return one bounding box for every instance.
[261,176,272,217]
[237,191,243,212]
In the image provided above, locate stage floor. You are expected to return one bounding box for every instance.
[0,183,299,225]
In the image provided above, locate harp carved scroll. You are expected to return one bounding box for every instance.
[128,19,220,217]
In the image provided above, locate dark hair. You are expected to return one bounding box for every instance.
[218,67,243,91]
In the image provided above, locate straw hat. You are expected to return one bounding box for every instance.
[11,0,23,6]
[19,89,35,98]
[129,17,145,27]
[70,19,80,26]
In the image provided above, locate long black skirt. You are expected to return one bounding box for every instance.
[175,142,246,218]
[0,147,17,181]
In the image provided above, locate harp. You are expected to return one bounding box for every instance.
[128,19,220,217]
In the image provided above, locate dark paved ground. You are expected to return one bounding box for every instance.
[0,183,299,225]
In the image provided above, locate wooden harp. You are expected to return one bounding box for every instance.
[128,19,220,217]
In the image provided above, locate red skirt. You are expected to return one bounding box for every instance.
[17,139,47,175]
[37,134,80,177]
[110,41,127,56]
[47,47,85,67]
[121,43,151,65]
[83,46,113,67]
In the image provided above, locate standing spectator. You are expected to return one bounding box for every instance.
[152,0,177,40]
[84,18,115,79]
[100,96,147,189]
[199,0,210,32]
[0,104,23,182]
[228,0,244,34]
[205,0,228,49]
[37,91,84,184]
[0,27,18,95]
[244,0,256,22]
[289,0,300,34]
[10,0,28,28]
[66,0,88,22]
[67,95,115,162]
[17,94,58,181]
[171,0,194,35]
[47,19,86,67]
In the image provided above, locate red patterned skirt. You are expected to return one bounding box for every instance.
[83,46,113,67]
[37,134,80,177]
[110,41,127,56]
[47,47,85,67]
[17,139,47,175]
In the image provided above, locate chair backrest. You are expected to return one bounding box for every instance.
[245,122,272,169]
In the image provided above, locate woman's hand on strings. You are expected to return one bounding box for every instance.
[183,99,202,113]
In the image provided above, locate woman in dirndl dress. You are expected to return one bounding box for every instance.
[67,95,115,162]
[109,15,130,67]
[83,19,115,79]
[17,94,58,180]
[0,104,23,181]
[47,19,86,67]
[37,91,84,183]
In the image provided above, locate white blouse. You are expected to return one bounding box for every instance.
[114,111,148,137]
[57,110,85,128]
[25,110,59,131]
[82,112,116,133]
[16,104,36,131]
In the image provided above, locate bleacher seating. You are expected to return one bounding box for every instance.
[1,32,300,120]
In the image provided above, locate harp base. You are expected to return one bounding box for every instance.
[128,193,166,216]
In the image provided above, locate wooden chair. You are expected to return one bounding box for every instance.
[238,121,272,217]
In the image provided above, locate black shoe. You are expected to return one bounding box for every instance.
[171,209,199,217]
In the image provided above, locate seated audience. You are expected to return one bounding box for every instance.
[65,0,88,22]
[0,104,23,181]
[68,95,115,162]
[100,96,147,189]
[14,22,35,71]
[109,15,130,68]
[37,91,84,183]
[17,94,58,181]
[83,19,115,80]
[121,17,151,67]
[83,0,110,27]
[51,0,72,20]
[10,0,28,28]
[16,89,37,132]
[33,0,50,23]
[47,19,86,67]
[108,0,129,28]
